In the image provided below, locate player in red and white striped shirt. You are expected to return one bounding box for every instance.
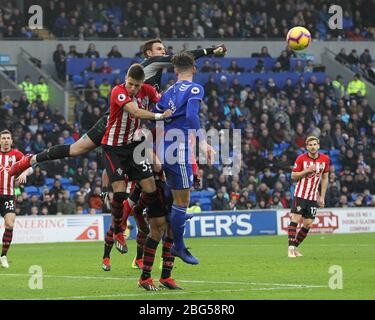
[0,130,33,268]
[288,136,330,258]
[101,64,171,263]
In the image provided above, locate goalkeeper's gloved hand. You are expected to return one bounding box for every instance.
[213,43,227,56]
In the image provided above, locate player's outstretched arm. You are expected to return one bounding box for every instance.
[16,167,34,184]
[187,44,227,60]
[124,101,172,120]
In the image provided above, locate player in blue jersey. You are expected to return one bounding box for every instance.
[154,52,214,265]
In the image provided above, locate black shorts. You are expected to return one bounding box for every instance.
[291,197,318,219]
[103,143,153,183]
[86,115,108,147]
[0,195,16,217]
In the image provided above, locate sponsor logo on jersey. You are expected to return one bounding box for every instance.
[191,87,200,94]
[118,93,126,101]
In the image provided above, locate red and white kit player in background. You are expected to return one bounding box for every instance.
[287,136,330,258]
[0,130,33,268]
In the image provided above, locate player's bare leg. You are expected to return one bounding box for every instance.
[294,218,313,257]
[1,212,16,268]
[288,213,302,258]
[9,134,97,177]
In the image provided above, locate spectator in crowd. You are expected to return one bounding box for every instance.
[107,45,122,58]
[34,76,49,103]
[99,60,112,73]
[85,43,100,58]
[57,190,76,215]
[53,43,66,81]
[347,73,366,97]
[227,60,244,74]
[200,60,212,73]
[187,201,202,213]
[88,187,103,210]
[84,60,100,74]
[211,190,230,211]
[67,45,83,58]
[335,48,348,65]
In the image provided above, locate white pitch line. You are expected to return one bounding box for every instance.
[23,286,315,300]
[0,273,327,288]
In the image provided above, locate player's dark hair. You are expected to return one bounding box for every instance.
[0,130,12,137]
[142,38,163,57]
[171,52,195,73]
[127,64,145,81]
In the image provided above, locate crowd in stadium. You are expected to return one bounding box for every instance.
[0,0,374,40]
[335,48,375,85]
[1,41,375,214]
[1,0,375,215]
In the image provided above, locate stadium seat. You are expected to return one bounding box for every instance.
[24,186,39,196]
[45,178,54,185]
[200,190,215,198]
[66,185,80,198]
[59,178,71,185]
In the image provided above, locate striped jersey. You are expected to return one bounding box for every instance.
[293,153,330,201]
[101,83,159,146]
[0,149,24,195]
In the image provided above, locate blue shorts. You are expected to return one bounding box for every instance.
[163,162,193,190]
[158,141,193,190]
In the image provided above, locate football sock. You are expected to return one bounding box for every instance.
[1,228,13,257]
[170,204,187,251]
[136,230,147,260]
[141,237,159,280]
[295,227,310,247]
[161,237,175,279]
[288,221,298,246]
[112,193,127,234]
[103,226,114,259]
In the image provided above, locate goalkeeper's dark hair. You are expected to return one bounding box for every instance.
[142,38,163,57]
[171,52,195,73]
[127,63,145,81]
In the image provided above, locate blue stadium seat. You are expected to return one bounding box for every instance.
[72,75,83,86]
[24,186,39,196]
[66,185,80,198]
[201,203,212,211]
[200,190,215,198]
[45,177,54,185]
[59,178,71,185]
[329,149,340,157]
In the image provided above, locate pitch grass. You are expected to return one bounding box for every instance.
[0,233,374,300]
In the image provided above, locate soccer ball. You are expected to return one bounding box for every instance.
[286,26,311,51]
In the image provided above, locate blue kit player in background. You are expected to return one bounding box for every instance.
[154,52,214,265]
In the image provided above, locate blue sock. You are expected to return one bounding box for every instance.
[170,204,187,250]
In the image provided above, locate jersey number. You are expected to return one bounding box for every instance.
[310,207,317,217]
[5,200,14,211]
[140,160,152,173]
